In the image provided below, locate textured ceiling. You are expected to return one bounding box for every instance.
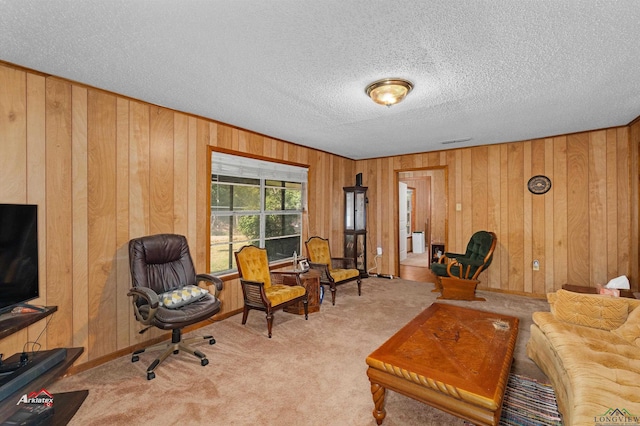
[2,1,640,160]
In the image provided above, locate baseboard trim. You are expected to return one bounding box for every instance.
[65,307,243,376]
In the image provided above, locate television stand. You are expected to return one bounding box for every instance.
[0,306,57,340]
[12,303,48,313]
[0,348,68,402]
[0,306,87,424]
[0,358,26,375]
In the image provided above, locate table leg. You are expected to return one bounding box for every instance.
[370,381,387,425]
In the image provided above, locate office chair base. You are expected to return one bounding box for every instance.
[132,330,215,380]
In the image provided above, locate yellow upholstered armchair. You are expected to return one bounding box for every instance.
[235,245,308,338]
[305,236,361,306]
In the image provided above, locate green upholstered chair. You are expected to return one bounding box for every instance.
[430,231,497,298]
[305,236,361,306]
[235,245,308,338]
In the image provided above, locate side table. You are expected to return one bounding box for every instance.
[284,269,321,314]
[562,284,639,299]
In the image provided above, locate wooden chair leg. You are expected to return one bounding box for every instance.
[266,312,274,338]
[241,306,249,324]
[303,298,308,320]
[357,278,362,296]
[330,286,337,305]
[432,277,443,293]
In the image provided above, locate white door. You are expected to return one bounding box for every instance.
[399,182,407,261]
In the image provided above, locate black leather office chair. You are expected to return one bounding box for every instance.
[128,234,223,380]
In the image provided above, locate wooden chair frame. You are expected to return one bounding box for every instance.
[432,231,497,300]
[235,246,308,338]
[305,236,362,306]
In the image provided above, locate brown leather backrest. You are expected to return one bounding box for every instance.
[129,234,197,294]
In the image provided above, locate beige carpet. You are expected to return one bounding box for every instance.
[400,252,431,268]
[49,278,550,426]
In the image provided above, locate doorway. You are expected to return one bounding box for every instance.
[397,167,447,279]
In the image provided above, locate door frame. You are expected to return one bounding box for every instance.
[399,181,408,261]
[395,166,449,275]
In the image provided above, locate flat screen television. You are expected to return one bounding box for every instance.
[0,204,39,314]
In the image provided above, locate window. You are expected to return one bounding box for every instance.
[210,151,308,274]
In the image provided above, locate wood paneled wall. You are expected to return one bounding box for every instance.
[1,61,638,372]
[358,129,639,295]
[0,63,353,364]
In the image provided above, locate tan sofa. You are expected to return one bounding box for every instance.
[527,289,640,426]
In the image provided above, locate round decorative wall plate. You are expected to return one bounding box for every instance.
[527,175,552,194]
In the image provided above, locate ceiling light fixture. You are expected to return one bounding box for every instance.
[365,78,413,106]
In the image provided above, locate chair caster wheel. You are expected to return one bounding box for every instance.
[173,349,179,354]
[209,338,216,345]
[147,372,155,380]
[132,355,139,363]
[201,358,209,367]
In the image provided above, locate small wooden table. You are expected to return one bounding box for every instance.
[562,284,639,299]
[366,303,518,425]
[283,269,321,314]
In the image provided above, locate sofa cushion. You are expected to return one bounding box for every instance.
[529,313,640,425]
[330,268,360,282]
[265,284,306,306]
[529,292,640,426]
[553,289,629,331]
[612,306,640,348]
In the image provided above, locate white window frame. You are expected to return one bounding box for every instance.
[210,151,308,274]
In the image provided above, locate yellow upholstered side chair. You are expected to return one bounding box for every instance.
[305,236,361,306]
[235,245,308,338]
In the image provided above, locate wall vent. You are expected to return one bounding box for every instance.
[440,137,472,145]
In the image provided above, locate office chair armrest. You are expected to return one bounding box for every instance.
[331,257,356,270]
[128,287,160,307]
[127,287,160,325]
[196,273,223,297]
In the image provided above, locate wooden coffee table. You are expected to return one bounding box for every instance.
[366,303,519,425]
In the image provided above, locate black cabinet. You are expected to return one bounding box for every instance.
[343,185,367,277]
